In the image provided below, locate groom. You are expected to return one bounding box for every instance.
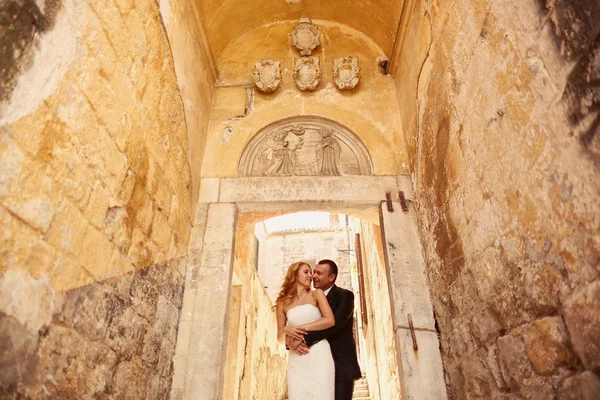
[289,259,362,400]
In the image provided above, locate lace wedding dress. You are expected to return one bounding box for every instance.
[286,304,335,400]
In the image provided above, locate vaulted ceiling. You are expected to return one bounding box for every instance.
[197,0,407,60]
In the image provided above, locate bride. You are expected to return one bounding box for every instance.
[275,262,336,400]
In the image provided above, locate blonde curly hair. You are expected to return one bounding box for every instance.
[273,262,312,310]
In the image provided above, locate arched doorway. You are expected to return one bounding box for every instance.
[170,175,446,400]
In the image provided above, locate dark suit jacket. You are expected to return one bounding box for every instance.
[304,285,362,382]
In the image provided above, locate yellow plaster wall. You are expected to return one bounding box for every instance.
[196,0,405,60]
[202,21,409,178]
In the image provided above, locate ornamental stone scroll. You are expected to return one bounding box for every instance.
[238,116,373,177]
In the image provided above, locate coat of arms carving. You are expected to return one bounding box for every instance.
[333,57,360,90]
[289,16,321,56]
[253,59,282,93]
[293,57,321,91]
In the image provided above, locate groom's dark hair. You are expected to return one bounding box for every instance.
[318,259,338,282]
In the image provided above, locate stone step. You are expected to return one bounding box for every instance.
[354,389,369,397]
[354,384,368,390]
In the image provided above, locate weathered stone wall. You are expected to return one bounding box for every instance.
[355,220,402,400]
[232,212,288,400]
[1,260,185,398]
[1,0,192,396]
[158,0,216,215]
[393,0,600,398]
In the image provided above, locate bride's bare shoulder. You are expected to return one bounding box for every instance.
[277,298,293,311]
[311,288,325,298]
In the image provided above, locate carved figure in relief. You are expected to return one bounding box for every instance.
[253,59,282,93]
[260,128,305,176]
[238,116,373,177]
[333,57,360,90]
[293,57,321,91]
[316,128,342,175]
[289,16,321,56]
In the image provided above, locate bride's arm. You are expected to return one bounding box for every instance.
[297,290,335,331]
[276,301,307,343]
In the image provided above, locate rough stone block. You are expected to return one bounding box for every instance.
[47,199,89,257]
[85,182,111,230]
[23,237,57,278]
[497,332,534,392]
[104,206,133,255]
[459,353,495,398]
[558,371,600,400]
[1,158,58,233]
[522,316,577,375]
[470,308,503,344]
[0,207,35,272]
[128,227,153,269]
[523,264,564,313]
[151,209,172,253]
[0,312,39,390]
[106,247,134,279]
[0,134,26,196]
[563,281,600,370]
[79,225,113,280]
[110,360,148,399]
[105,306,145,360]
[130,267,160,322]
[52,252,94,293]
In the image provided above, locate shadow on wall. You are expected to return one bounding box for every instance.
[0,0,62,102]
[542,0,600,162]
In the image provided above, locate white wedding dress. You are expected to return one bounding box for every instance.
[286,304,335,400]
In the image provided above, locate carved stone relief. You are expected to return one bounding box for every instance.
[333,57,360,90]
[238,116,373,177]
[253,59,281,93]
[289,16,321,56]
[293,57,321,91]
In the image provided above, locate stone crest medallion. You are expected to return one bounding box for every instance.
[253,59,282,93]
[293,57,321,91]
[289,16,321,56]
[333,57,360,90]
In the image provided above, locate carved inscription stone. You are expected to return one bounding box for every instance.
[219,176,399,204]
[333,57,360,90]
[289,16,321,56]
[238,116,373,177]
[253,59,281,93]
[293,57,321,91]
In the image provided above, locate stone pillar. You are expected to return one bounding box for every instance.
[380,202,447,400]
[171,202,237,400]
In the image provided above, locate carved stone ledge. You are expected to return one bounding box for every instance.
[293,57,321,91]
[289,16,321,56]
[253,59,281,93]
[333,57,360,90]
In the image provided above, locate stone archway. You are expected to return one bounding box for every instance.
[238,116,373,177]
[170,175,447,400]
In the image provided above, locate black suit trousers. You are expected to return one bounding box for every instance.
[335,380,354,400]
